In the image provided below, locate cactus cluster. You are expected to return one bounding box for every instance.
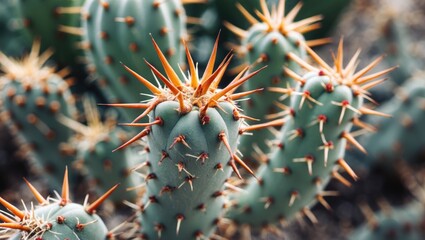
[0,169,115,239]
[0,0,423,239]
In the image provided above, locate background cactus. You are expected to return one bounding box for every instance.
[225,41,393,231]
[18,0,85,70]
[81,0,187,121]
[226,0,325,165]
[0,42,78,189]
[360,76,425,168]
[60,97,143,203]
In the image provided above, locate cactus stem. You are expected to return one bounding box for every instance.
[86,184,120,214]
[23,178,47,205]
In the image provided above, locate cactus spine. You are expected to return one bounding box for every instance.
[106,35,267,239]
[81,0,187,120]
[0,42,78,189]
[226,41,394,230]
[0,169,116,239]
[226,0,324,163]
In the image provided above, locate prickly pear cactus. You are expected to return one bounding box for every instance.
[349,202,425,240]
[60,97,143,203]
[0,42,78,189]
[0,169,116,239]
[362,77,425,166]
[107,36,265,239]
[81,0,187,120]
[226,0,325,164]
[18,0,85,68]
[225,41,394,230]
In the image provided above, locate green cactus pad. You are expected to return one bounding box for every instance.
[108,36,264,239]
[226,40,394,229]
[226,0,324,164]
[18,0,85,68]
[0,42,78,189]
[81,0,187,121]
[0,169,116,239]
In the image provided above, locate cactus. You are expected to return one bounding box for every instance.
[18,0,85,69]
[59,97,143,203]
[0,0,31,57]
[361,77,425,167]
[0,41,78,189]
[349,202,425,240]
[105,35,271,239]
[81,0,187,121]
[225,0,325,164]
[0,168,117,239]
[225,40,394,231]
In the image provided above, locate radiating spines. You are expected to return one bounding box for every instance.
[225,39,394,232]
[227,0,329,166]
[0,169,117,239]
[106,35,267,239]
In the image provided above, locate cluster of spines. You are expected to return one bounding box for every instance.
[225,0,329,164]
[223,40,394,234]
[0,168,117,239]
[0,42,78,189]
[104,35,279,239]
